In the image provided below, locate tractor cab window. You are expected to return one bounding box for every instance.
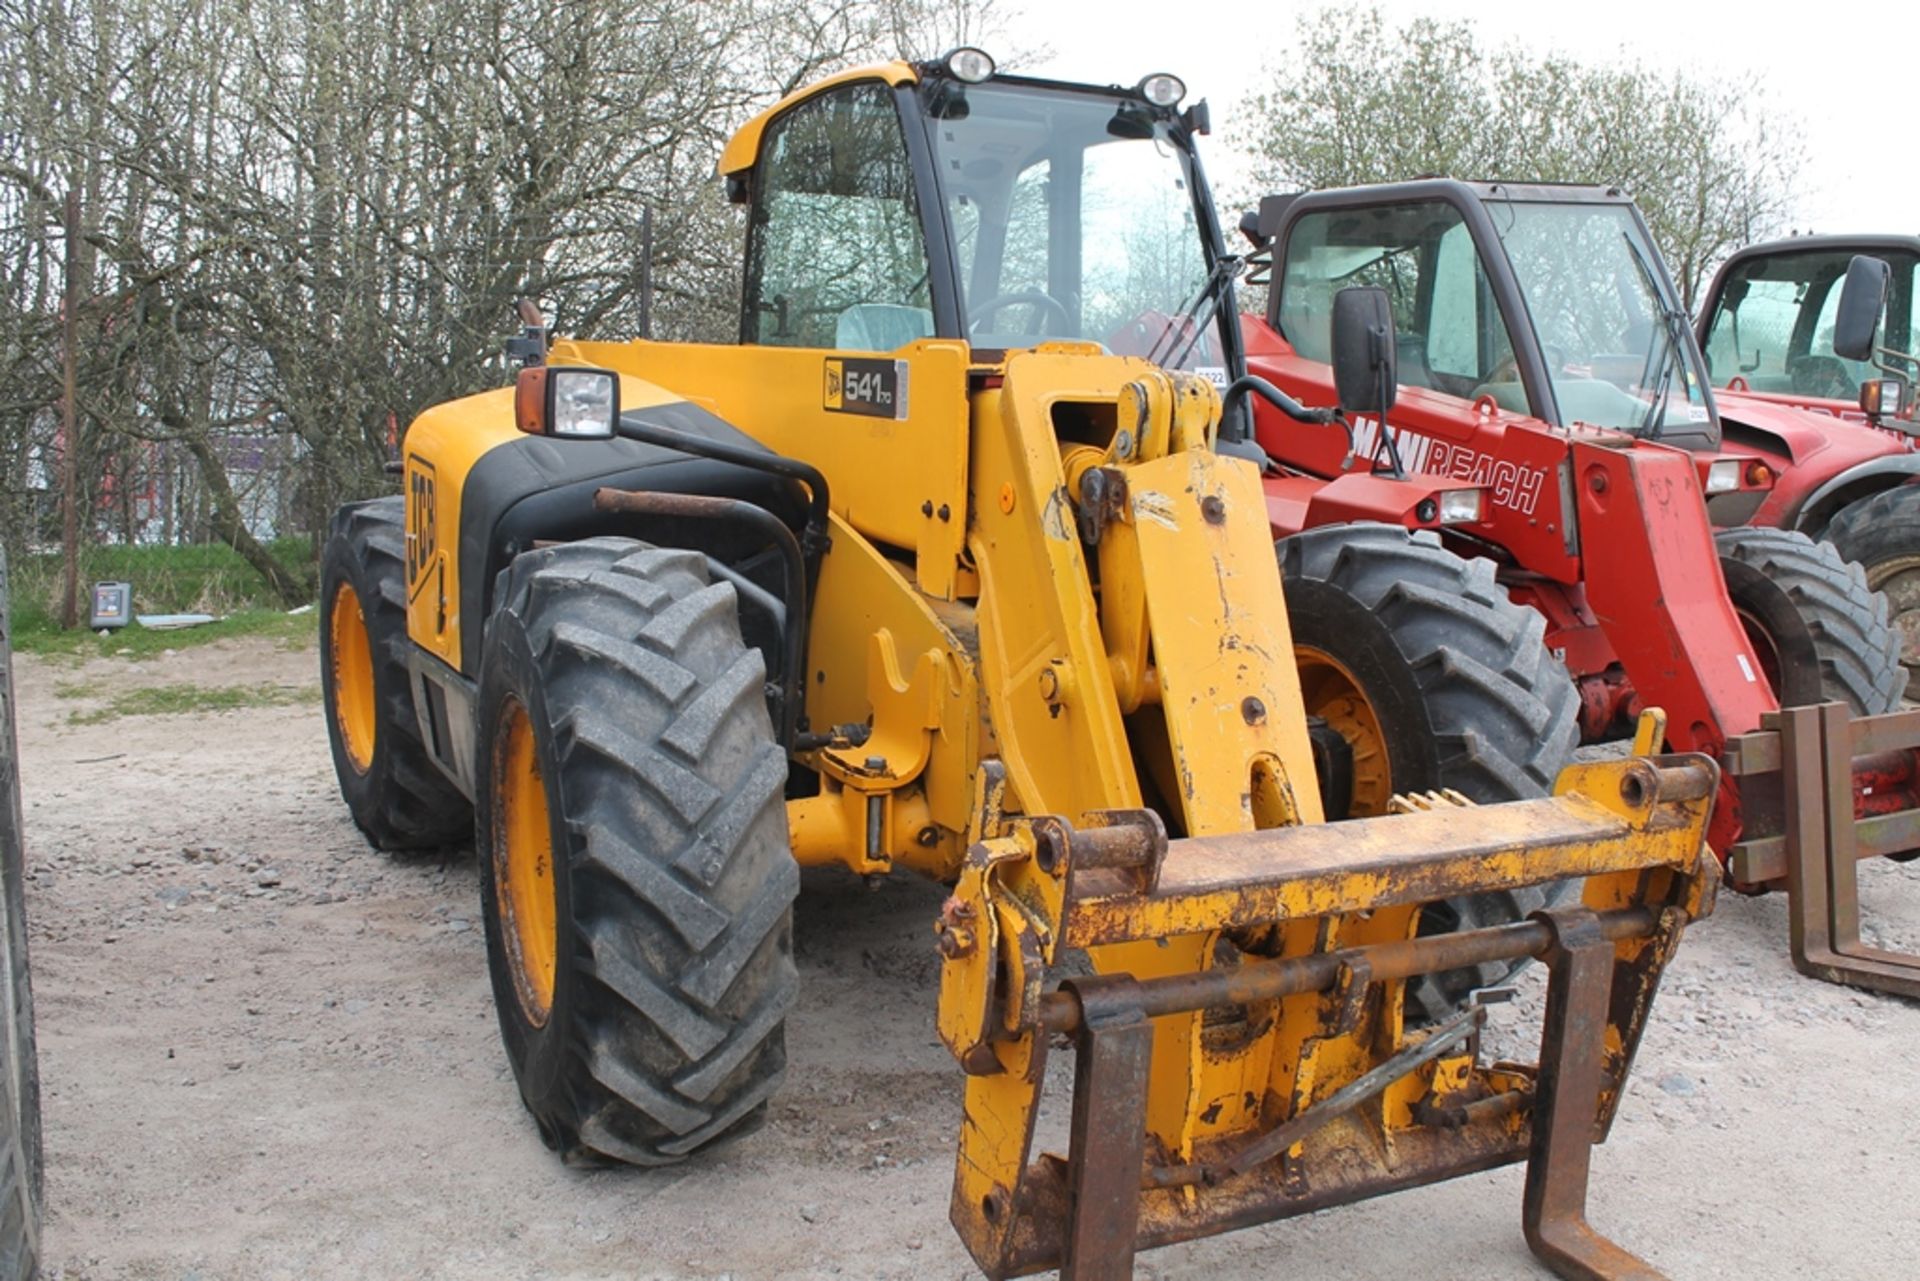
[1486,201,1711,434]
[1702,271,1801,388]
[1278,201,1516,398]
[1703,248,1920,399]
[926,81,1226,375]
[744,82,935,350]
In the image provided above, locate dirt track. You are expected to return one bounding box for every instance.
[16,635,1920,1280]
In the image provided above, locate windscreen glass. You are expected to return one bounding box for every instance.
[1278,200,1518,398]
[927,81,1227,377]
[1489,201,1712,434]
[1702,247,1920,399]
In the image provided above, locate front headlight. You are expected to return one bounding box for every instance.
[1437,488,1485,524]
[1862,378,1906,418]
[551,369,619,438]
[515,366,620,439]
[1704,458,1740,495]
[945,47,996,83]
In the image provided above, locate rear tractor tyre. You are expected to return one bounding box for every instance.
[1819,485,1920,692]
[320,496,472,850]
[477,538,797,1165]
[1277,524,1582,1023]
[1715,525,1907,714]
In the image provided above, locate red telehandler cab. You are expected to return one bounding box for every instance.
[1696,235,1920,676]
[1224,179,1920,995]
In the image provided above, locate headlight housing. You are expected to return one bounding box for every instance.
[945,47,996,83]
[1138,73,1186,107]
[1437,488,1485,524]
[1861,377,1906,419]
[1704,458,1741,495]
[516,366,619,439]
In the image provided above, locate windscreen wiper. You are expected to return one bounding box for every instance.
[1148,253,1240,371]
[1620,231,1692,436]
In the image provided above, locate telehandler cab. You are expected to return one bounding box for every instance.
[1697,236,1920,674]
[1238,181,1920,997]
[322,54,1720,1277]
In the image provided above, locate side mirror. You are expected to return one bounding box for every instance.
[1833,255,1892,363]
[1331,287,1398,416]
[1238,209,1267,249]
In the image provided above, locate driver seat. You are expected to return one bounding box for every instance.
[835,304,933,352]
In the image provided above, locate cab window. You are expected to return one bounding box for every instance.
[743,82,934,350]
[1702,271,1799,388]
[1704,248,1920,397]
[926,81,1223,369]
[1279,201,1515,398]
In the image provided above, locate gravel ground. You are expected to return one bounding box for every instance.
[15,635,1920,1280]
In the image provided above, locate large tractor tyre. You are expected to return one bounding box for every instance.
[1278,524,1582,1023]
[1715,525,1907,715]
[476,538,798,1166]
[1820,484,1920,689]
[320,497,472,850]
[0,550,40,1279]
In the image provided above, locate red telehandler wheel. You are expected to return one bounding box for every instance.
[1822,485,1920,681]
[1278,524,1581,1021]
[1716,525,1907,712]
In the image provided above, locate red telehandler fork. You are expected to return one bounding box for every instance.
[1222,180,1920,995]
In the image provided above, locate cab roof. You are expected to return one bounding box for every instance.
[718,61,919,179]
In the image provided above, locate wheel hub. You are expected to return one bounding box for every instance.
[1866,554,1920,671]
[1294,646,1394,815]
[1733,605,1786,702]
[493,699,558,1027]
[328,583,378,774]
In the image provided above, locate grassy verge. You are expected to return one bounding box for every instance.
[10,539,317,659]
[58,679,321,725]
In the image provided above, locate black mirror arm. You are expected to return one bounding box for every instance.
[1223,374,1335,424]
[1222,375,1360,469]
[1371,385,1407,481]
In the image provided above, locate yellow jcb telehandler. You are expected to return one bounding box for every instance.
[320,50,1720,1278]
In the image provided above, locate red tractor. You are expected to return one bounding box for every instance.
[1696,235,1920,674]
[1227,179,1906,883]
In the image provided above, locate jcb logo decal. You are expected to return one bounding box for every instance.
[407,459,437,593]
[823,356,908,420]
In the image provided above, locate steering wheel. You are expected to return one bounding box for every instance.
[1790,355,1854,400]
[968,290,1071,336]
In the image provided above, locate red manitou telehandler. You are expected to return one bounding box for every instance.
[1696,235,1920,676]
[1221,180,1920,995]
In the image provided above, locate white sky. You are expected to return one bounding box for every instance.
[1017,0,1916,234]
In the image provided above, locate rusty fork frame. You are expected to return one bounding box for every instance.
[1012,904,1689,1281]
[941,753,1718,1280]
[1724,703,1920,997]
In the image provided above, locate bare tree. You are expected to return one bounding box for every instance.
[1233,6,1805,308]
[0,0,1030,606]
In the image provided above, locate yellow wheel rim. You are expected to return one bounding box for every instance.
[1295,645,1395,816]
[328,582,378,775]
[493,699,557,1027]
[1866,554,1920,669]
